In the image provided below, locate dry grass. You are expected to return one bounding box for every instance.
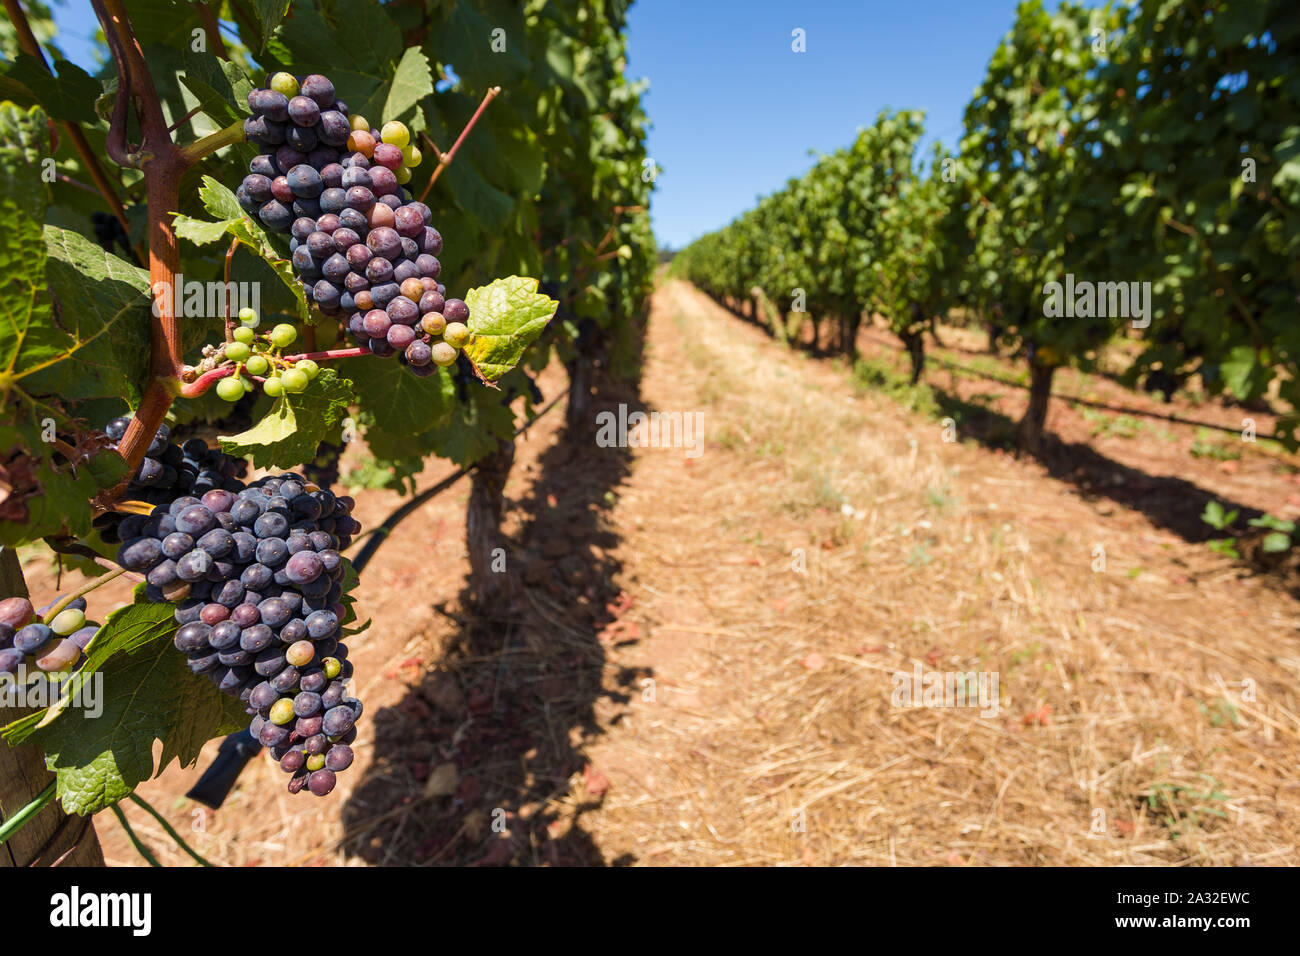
[38,279,1300,866]
[570,281,1300,865]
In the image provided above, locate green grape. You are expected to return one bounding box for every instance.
[282,369,309,393]
[270,323,297,348]
[233,326,256,345]
[238,307,259,328]
[306,753,326,772]
[295,359,319,379]
[322,657,342,679]
[269,698,296,725]
[226,341,251,362]
[394,164,411,185]
[245,354,269,376]
[443,322,471,348]
[430,342,458,366]
[216,377,246,402]
[269,72,299,98]
[380,120,410,147]
[400,144,422,168]
[263,376,284,397]
[49,608,85,636]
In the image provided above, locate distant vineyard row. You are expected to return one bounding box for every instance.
[673,0,1299,449]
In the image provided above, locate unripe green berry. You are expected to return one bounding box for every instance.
[443,322,470,348]
[216,377,246,402]
[48,608,85,636]
[430,342,458,366]
[263,376,284,397]
[269,323,297,348]
[268,72,299,98]
[269,698,296,725]
[233,326,256,345]
[226,341,251,363]
[281,369,309,393]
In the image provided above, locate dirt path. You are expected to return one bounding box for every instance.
[567,280,1300,865]
[82,279,1300,865]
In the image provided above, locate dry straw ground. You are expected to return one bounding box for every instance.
[47,278,1300,866]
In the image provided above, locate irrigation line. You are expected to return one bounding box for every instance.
[129,793,214,866]
[109,804,162,867]
[859,330,1290,444]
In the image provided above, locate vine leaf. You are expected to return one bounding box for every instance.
[463,276,558,381]
[1,591,247,815]
[384,46,434,125]
[337,354,455,436]
[0,107,134,544]
[26,226,153,405]
[0,56,101,125]
[251,0,292,52]
[219,367,356,468]
[172,176,309,322]
[268,0,401,122]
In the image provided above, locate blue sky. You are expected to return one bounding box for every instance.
[624,0,1041,248]
[47,0,1038,248]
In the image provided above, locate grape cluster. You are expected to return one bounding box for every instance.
[0,595,96,677]
[93,416,249,544]
[111,435,364,796]
[213,310,320,403]
[235,71,473,378]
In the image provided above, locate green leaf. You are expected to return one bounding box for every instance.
[0,102,48,222]
[463,276,557,381]
[21,226,153,405]
[252,0,291,51]
[338,356,455,436]
[3,593,247,815]
[1262,532,1292,554]
[426,385,517,466]
[218,368,355,468]
[0,55,102,125]
[173,213,241,246]
[268,0,401,121]
[383,46,434,125]
[1219,345,1267,401]
[188,176,308,322]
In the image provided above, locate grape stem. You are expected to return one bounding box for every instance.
[91,0,227,499]
[178,348,377,397]
[223,238,239,342]
[40,567,128,624]
[418,86,501,202]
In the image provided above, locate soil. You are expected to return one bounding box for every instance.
[22,279,1300,866]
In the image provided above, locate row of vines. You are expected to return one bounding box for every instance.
[673,0,1299,450]
[0,0,654,866]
